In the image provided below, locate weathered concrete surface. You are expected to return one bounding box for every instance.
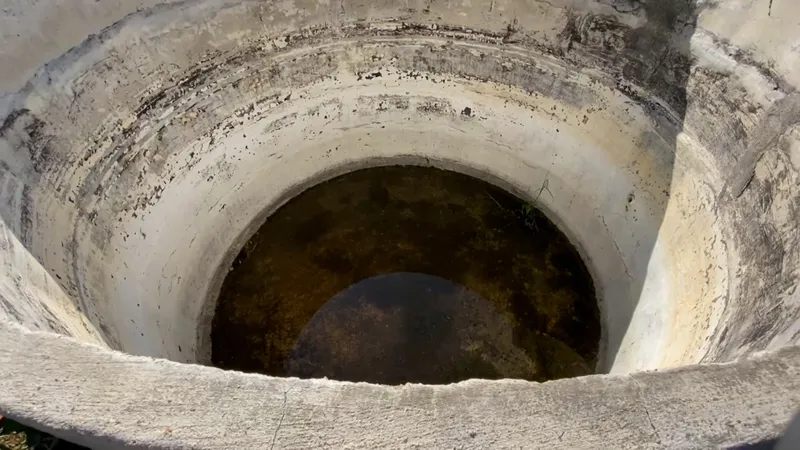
[1,321,799,449]
[0,0,798,447]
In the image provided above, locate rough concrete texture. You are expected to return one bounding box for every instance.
[0,0,798,447]
[2,321,800,449]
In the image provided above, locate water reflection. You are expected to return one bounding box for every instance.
[211,166,599,383]
[288,273,544,384]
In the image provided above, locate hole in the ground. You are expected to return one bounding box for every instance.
[210,166,600,384]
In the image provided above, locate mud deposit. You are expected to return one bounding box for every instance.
[211,166,599,384]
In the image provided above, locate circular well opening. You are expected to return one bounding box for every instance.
[211,165,600,384]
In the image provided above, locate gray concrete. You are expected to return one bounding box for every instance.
[2,321,799,449]
[0,0,798,447]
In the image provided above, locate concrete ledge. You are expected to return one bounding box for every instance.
[1,320,797,449]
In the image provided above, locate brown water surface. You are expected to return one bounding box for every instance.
[211,166,599,384]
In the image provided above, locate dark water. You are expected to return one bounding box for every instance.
[211,166,600,384]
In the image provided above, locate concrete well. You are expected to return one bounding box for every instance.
[0,0,799,448]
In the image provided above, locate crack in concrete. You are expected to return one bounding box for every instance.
[270,388,291,450]
[632,378,662,445]
[642,402,661,444]
[601,216,634,281]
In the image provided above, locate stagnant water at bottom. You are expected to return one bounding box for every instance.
[211,166,600,384]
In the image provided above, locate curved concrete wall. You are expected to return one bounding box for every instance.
[0,0,798,447]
